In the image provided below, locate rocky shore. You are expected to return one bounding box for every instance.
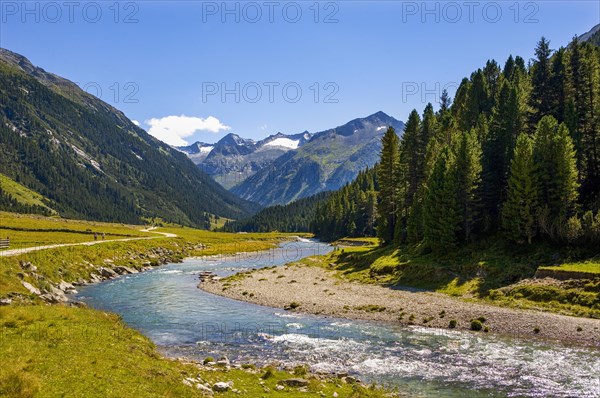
[6,243,205,305]
[200,261,600,347]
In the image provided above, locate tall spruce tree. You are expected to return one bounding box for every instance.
[423,148,459,252]
[549,47,568,123]
[481,80,520,226]
[533,116,579,237]
[568,37,600,207]
[529,37,553,126]
[401,110,422,208]
[502,133,538,244]
[453,130,482,241]
[376,127,402,245]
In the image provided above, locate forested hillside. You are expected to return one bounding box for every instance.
[0,49,258,226]
[311,168,378,241]
[222,191,330,233]
[314,36,600,248]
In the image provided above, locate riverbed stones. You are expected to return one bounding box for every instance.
[114,266,138,275]
[21,281,40,295]
[58,280,77,293]
[212,381,232,392]
[99,267,117,279]
[196,383,213,395]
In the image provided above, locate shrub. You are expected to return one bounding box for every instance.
[565,215,583,243]
[449,319,457,328]
[533,327,540,334]
[483,326,490,333]
[203,356,214,364]
[477,316,486,323]
[293,365,308,376]
[576,326,583,332]
[285,302,300,310]
[261,366,276,379]
[470,319,483,331]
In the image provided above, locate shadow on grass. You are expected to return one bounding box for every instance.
[330,237,595,297]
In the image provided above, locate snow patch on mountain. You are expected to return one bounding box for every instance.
[263,137,300,149]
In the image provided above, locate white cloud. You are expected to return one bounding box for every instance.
[132,120,140,126]
[145,115,231,146]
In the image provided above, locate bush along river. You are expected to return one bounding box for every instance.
[75,240,600,398]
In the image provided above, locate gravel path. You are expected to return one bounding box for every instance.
[201,260,600,347]
[0,228,176,257]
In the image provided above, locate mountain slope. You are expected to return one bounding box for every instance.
[580,23,600,46]
[0,48,258,226]
[180,131,311,189]
[221,191,331,233]
[230,112,404,206]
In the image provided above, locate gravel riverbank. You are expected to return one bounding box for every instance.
[200,260,600,347]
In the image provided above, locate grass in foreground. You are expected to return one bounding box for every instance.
[0,306,386,398]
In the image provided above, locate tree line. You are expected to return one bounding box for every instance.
[214,35,599,247]
[372,36,600,251]
[222,192,331,233]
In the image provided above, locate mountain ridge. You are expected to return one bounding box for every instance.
[0,47,258,226]
[230,111,404,206]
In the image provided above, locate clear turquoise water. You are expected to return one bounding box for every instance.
[76,240,600,398]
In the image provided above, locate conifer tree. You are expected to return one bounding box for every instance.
[568,37,600,206]
[453,130,482,241]
[533,116,579,236]
[502,134,538,244]
[529,37,553,126]
[481,80,520,225]
[401,110,422,208]
[423,149,459,252]
[376,127,402,245]
[549,47,567,122]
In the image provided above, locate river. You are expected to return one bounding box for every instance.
[75,240,600,397]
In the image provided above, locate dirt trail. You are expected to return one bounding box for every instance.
[0,227,177,257]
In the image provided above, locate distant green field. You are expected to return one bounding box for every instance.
[0,173,56,214]
[0,212,151,249]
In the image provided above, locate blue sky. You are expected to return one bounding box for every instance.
[1,1,598,145]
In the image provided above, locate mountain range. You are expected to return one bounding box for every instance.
[179,112,404,206]
[0,48,257,226]
[177,131,312,189]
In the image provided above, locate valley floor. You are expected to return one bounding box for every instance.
[200,259,600,347]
